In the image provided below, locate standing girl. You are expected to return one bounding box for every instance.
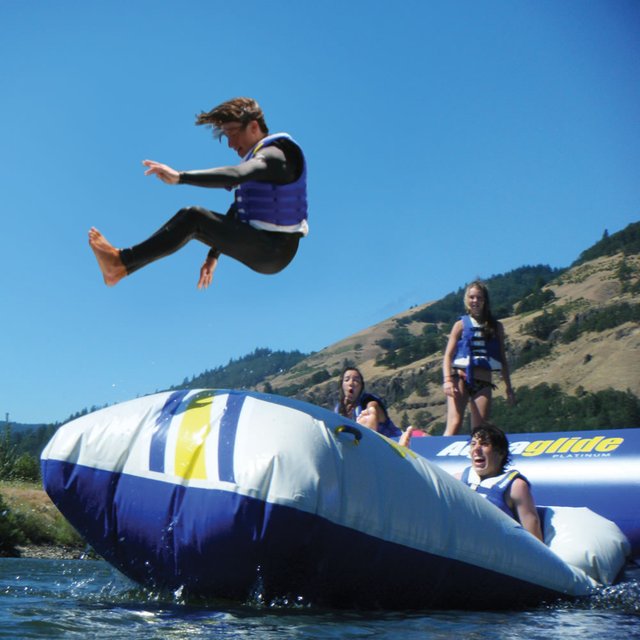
[442,281,515,435]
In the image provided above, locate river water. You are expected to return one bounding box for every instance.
[1,558,639,639]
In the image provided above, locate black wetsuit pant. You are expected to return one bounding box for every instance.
[119,206,301,276]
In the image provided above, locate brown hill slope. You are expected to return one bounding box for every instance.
[263,253,640,431]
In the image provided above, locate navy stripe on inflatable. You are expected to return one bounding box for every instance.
[218,392,246,483]
[41,459,565,609]
[149,389,190,473]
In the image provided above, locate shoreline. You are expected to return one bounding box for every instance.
[14,544,90,560]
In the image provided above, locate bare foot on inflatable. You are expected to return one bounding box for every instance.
[399,426,414,448]
[88,227,127,286]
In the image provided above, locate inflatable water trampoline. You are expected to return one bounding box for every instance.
[41,389,637,609]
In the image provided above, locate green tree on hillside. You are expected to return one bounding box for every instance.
[573,221,640,266]
[0,427,41,482]
[490,384,640,432]
[176,347,309,390]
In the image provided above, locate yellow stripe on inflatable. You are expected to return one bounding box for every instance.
[175,394,214,480]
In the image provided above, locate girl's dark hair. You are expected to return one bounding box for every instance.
[465,280,498,339]
[470,422,511,472]
[337,366,364,417]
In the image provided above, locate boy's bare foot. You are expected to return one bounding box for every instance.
[88,228,127,286]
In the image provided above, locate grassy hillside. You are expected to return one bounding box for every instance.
[0,481,84,556]
[261,249,640,433]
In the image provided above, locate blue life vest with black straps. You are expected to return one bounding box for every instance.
[235,133,307,226]
[461,467,529,521]
[453,314,502,383]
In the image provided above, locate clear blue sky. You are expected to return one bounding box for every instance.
[1,1,638,424]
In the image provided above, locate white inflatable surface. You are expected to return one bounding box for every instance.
[543,506,631,585]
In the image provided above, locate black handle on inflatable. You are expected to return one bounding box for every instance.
[334,424,362,445]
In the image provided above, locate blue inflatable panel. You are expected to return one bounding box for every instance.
[41,389,613,609]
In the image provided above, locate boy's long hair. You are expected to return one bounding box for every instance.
[195,97,269,135]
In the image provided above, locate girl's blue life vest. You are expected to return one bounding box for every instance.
[235,133,308,226]
[452,314,502,383]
